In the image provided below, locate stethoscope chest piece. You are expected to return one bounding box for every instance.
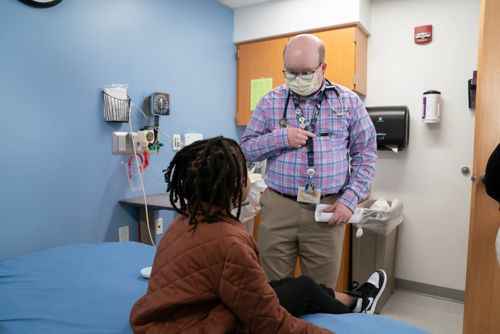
[279,80,342,128]
[279,119,289,128]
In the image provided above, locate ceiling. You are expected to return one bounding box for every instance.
[216,0,276,9]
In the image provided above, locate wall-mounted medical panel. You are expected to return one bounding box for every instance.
[367,106,410,152]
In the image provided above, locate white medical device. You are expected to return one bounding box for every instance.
[315,201,401,238]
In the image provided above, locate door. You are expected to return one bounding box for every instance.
[463,0,500,332]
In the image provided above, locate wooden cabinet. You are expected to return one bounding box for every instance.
[314,26,367,96]
[236,26,367,126]
[236,37,288,125]
[335,225,352,292]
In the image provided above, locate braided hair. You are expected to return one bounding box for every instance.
[163,136,248,226]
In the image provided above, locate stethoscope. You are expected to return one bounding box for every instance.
[279,79,345,128]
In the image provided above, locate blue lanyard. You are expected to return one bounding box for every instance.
[279,82,342,194]
[290,92,325,168]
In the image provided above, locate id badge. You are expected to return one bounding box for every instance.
[297,187,321,204]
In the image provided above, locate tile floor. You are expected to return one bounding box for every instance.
[379,290,464,334]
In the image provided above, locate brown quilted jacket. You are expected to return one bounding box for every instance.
[130,214,332,334]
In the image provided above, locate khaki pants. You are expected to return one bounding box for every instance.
[258,188,346,287]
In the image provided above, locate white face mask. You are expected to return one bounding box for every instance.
[286,69,323,96]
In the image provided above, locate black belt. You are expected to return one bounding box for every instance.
[268,187,336,201]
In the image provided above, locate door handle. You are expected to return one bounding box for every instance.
[470,174,486,183]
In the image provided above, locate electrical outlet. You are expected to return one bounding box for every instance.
[155,218,163,235]
[119,226,129,242]
[184,132,203,146]
[172,134,182,151]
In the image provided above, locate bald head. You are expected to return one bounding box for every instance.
[283,34,325,71]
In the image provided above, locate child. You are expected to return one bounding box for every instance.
[129,136,332,333]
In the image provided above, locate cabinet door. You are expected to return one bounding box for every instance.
[236,37,288,126]
[314,27,367,95]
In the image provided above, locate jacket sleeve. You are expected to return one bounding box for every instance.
[218,238,333,334]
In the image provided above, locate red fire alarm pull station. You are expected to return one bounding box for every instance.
[414,25,432,44]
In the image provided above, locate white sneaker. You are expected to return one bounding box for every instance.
[347,269,387,314]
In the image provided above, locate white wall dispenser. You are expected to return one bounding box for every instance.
[422,90,441,123]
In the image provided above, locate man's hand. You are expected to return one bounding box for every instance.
[287,127,315,148]
[323,201,353,225]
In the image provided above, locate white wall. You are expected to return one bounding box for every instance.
[233,0,369,42]
[358,0,372,34]
[365,0,479,290]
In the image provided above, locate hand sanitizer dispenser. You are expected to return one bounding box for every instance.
[422,90,441,123]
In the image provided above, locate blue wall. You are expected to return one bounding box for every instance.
[0,0,236,261]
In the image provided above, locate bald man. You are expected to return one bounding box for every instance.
[240,34,377,287]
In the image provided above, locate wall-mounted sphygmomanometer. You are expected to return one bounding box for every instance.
[141,92,170,154]
[146,92,170,116]
[153,92,169,116]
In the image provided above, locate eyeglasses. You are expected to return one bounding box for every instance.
[282,63,322,80]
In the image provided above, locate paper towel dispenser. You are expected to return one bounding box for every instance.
[366,106,410,151]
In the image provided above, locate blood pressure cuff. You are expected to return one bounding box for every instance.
[484,143,500,203]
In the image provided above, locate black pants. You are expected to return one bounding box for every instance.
[270,275,351,317]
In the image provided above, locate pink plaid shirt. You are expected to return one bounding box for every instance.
[240,82,377,211]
